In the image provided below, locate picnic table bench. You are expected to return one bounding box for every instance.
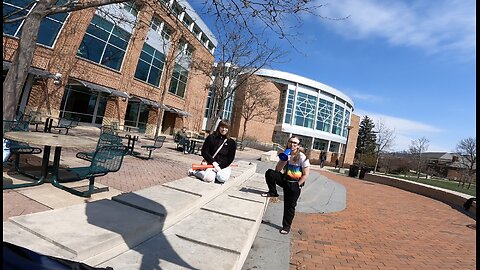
[51,118,79,135]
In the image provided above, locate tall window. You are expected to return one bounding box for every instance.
[168,41,192,98]
[168,64,189,97]
[203,87,234,121]
[331,104,344,135]
[121,1,138,17]
[294,92,316,128]
[342,110,351,137]
[204,88,214,118]
[3,0,69,47]
[77,15,131,71]
[284,90,294,124]
[134,43,165,86]
[124,101,149,131]
[316,98,333,132]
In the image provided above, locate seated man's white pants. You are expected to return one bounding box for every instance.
[194,167,232,183]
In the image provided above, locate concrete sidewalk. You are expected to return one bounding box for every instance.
[3,159,267,269]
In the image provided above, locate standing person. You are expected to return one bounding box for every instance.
[319,151,326,168]
[335,158,339,168]
[262,136,310,234]
[188,120,236,183]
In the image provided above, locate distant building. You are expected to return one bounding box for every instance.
[228,69,359,166]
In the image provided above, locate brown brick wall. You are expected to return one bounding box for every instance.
[230,75,281,142]
[4,1,214,137]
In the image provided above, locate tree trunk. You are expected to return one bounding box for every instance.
[240,119,248,150]
[154,108,165,138]
[374,156,380,172]
[3,1,48,121]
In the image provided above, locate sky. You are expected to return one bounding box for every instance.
[192,0,476,152]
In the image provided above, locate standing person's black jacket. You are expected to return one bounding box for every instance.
[201,133,236,169]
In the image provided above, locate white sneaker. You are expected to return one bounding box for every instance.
[187,169,196,176]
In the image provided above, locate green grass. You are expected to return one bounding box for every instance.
[385,174,476,197]
[327,169,476,197]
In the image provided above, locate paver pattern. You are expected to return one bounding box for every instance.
[290,170,476,270]
[3,129,476,269]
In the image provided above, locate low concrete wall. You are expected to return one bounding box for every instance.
[363,173,476,216]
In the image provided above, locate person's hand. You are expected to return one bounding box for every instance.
[212,162,221,172]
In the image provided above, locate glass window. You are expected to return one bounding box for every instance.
[124,100,149,130]
[316,98,333,132]
[331,104,344,135]
[329,142,339,153]
[3,0,69,47]
[150,16,162,32]
[182,15,192,27]
[134,43,165,86]
[284,89,294,124]
[59,84,107,124]
[342,110,351,137]
[204,87,214,118]
[313,138,328,151]
[276,89,286,124]
[77,15,131,71]
[168,64,189,98]
[294,92,316,128]
[122,1,138,17]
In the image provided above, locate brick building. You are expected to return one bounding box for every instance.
[3,0,217,137]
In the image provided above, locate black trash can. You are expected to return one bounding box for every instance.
[359,167,372,179]
[348,165,359,177]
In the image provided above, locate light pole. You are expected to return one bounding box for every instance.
[340,125,354,173]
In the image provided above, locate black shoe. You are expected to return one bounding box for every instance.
[261,192,279,198]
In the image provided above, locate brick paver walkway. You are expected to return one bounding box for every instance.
[290,169,476,270]
[3,130,476,269]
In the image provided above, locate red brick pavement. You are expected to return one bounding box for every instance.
[290,169,476,270]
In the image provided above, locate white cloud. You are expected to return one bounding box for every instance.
[350,93,384,103]
[316,0,476,58]
[353,109,446,151]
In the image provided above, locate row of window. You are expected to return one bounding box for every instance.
[283,89,351,137]
[4,0,197,99]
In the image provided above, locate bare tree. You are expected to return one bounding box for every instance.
[237,77,277,146]
[192,29,283,131]
[3,0,132,121]
[455,137,476,188]
[408,137,430,180]
[4,0,322,122]
[373,120,396,172]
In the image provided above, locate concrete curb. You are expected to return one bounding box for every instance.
[363,173,476,216]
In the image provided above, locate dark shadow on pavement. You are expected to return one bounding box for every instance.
[86,194,198,269]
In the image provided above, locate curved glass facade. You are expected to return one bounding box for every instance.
[256,69,354,153]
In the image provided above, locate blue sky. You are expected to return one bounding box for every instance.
[193,0,476,152]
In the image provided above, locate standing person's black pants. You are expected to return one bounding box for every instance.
[265,169,301,232]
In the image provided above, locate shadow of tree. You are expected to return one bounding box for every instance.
[85,194,198,269]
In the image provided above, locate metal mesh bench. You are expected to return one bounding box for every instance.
[52,145,128,197]
[135,136,166,160]
[51,118,79,135]
[76,132,123,162]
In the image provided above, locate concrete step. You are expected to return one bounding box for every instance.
[97,172,269,270]
[3,160,264,270]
